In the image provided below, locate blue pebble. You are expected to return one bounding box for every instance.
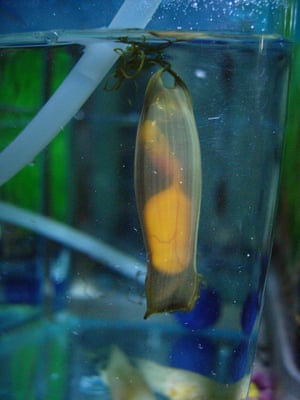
[241,290,260,335]
[230,340,249,382]
[169,335,216,376]
[175,287,221,329]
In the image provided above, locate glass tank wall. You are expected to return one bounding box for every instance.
[0,1,296,399]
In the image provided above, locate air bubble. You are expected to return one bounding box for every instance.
[194,69,207,79]
[74,110,85,120]
[45,31,59,45]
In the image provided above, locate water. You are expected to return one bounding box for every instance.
[0,30,291,399]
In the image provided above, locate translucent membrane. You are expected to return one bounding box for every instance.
[134,69,202,318]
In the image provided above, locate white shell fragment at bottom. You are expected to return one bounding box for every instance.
[100,346,249,400]
[100,346,155,400]
[135,358,249,400]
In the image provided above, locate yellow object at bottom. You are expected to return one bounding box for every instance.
[248,382,260,399]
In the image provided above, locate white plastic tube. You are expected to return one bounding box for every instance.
[0,0,162,185]
[0,201,145,284]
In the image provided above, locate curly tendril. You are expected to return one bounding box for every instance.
[104,37,174,90]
